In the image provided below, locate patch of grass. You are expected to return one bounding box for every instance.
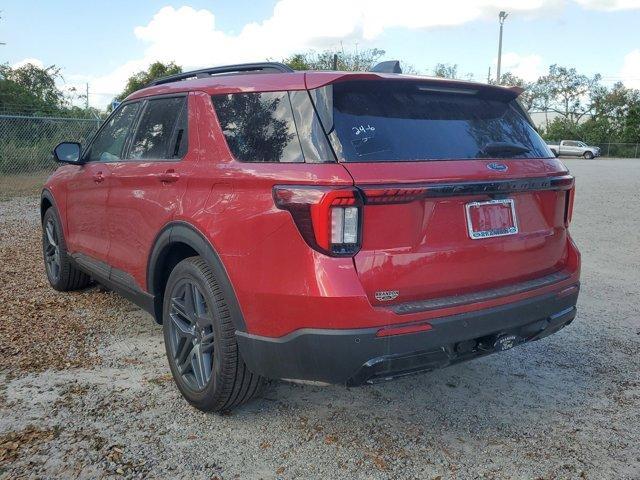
[0,173,49,200]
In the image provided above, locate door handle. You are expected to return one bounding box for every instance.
[93,172,105,183]
[158,169,180,183]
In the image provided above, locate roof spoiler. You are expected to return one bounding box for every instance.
[148,62,294,87]
[370,60,402,74]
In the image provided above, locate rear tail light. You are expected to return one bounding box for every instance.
[273,186,363,256]
[564,186,576,226]
[363,187,428,204]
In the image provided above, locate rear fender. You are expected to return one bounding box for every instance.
[147,221,246,331]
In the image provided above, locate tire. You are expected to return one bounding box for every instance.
[583,151,594,159]
[42,208,92,291]
[162,256,265,412]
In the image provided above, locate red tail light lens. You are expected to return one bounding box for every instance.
[273,186,363,256]
[564,186,576,227]
[363,187,429,204]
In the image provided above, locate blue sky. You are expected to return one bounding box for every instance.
[2,1,639,108]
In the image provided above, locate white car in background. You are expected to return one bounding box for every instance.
[547,140,601,159]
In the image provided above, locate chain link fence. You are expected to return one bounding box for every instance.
[1,113,638,197]
[1,114,100,175]
[0,114,101,196]
[593,143,640,158]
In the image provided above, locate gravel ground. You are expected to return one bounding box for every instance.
[1,158,639,479]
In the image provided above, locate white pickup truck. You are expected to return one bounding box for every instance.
[547,140,601,159]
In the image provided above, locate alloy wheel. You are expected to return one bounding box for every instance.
[44,219,61,282]
[167,279,215,391]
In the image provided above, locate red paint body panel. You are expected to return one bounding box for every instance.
[104,95,200,289]
[341,159,576,307]
[64,162,111,262]
[44,71,581,341]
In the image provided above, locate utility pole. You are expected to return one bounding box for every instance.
[85,83,89,109]
[0,11,6,46]
[496,11,509,84]
[487,66,491,84]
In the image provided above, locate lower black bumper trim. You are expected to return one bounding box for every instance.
[236,285,579,385]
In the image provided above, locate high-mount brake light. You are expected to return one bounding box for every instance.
[273,186,363,256]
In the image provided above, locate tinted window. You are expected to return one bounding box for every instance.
[314,81,553,162]
[289,91,334,162]
[87,103,139,162]
[129,97,187,160]
[212,92,303,162]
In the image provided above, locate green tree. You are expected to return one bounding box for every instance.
[491,72,541,112]
[282,49,386,72]
[591,82,640,143]
[432,63,458,79]
[541,116,579,142]
[116,61,182,101]
[535,64,601,126]
[0,63,66,115]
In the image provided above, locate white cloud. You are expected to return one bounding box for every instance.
[497,52,545,81]
[620,49,640,89]
[76,0,640,107]
[573,0,640,10]
[12,58,45,69]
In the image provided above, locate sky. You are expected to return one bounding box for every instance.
[2,0,640,108]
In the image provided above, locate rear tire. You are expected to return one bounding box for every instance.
[583,151,594,159]
[42,208,92,291]
[162,256,265,412]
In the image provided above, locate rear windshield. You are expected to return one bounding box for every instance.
[311,81,553,162]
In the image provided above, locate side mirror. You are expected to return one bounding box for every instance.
[53,142,83,164]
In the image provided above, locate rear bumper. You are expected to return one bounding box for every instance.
[236,284,579,385]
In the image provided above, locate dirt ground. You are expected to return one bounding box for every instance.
[0,158,639,479]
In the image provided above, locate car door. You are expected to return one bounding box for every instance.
[65,102,141,268]
[566,141,580,156]
[577,142,588,155]
[106,94,192,290]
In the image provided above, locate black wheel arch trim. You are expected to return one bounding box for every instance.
[40,189,69,259]
[40,189,60,221]
[147,221,247,331]
[40,188,72,245]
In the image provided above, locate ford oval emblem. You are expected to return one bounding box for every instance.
[487,162,508,172]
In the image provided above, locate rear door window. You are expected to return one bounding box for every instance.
[211,92,304,163]
[312,81,553,162]
[129,96,187,160]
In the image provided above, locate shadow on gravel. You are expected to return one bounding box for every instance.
[231,327,604,426]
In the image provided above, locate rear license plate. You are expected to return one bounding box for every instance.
[465,199,518,240]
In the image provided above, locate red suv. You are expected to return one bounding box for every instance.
[42,62,580,412]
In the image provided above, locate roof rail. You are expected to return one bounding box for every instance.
[148,62,295,87]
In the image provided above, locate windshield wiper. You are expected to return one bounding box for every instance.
[479,142,530,157]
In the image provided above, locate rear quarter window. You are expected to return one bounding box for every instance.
[211,92,304,163]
